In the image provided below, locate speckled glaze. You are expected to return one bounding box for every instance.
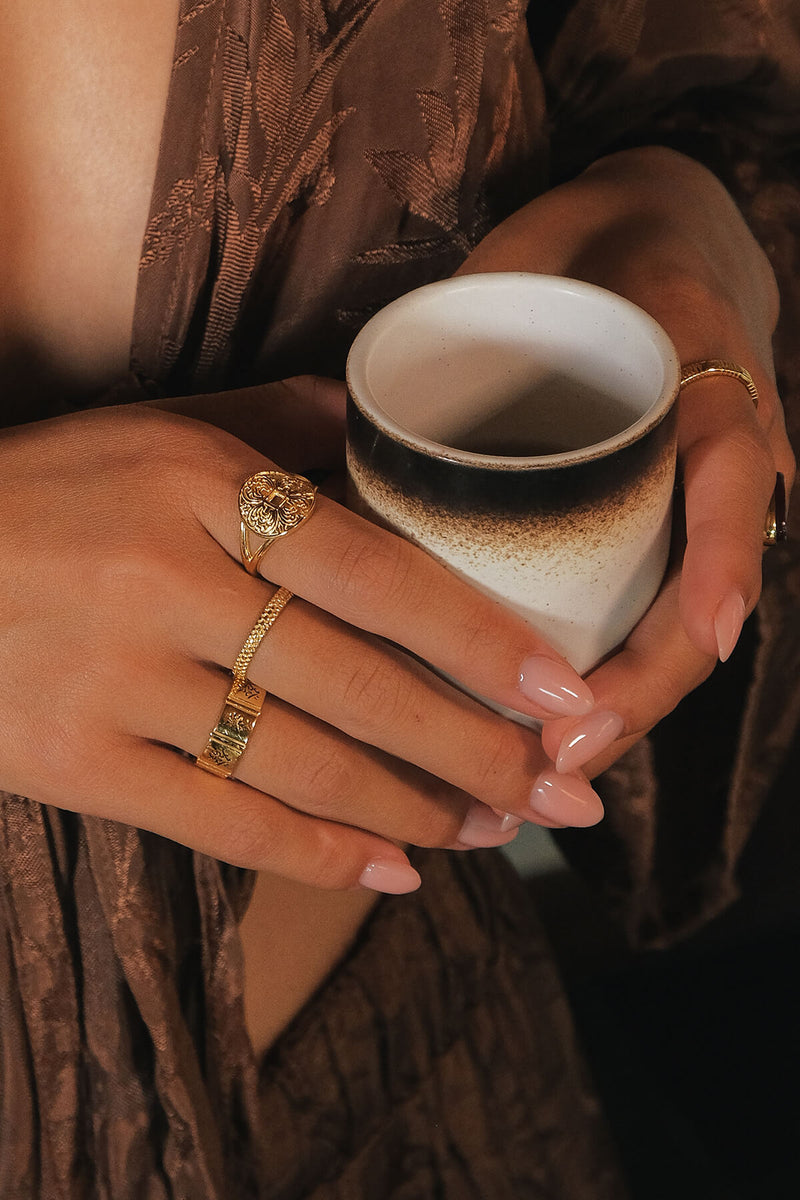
[346,274,680,675]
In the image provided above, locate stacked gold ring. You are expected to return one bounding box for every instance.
[233,586,293,681]
[196,677,266,779]
[679,359,788,546]
[195,467,315,781]
[196,576,297,779]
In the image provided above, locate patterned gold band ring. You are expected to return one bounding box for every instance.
[679,359,787,546]
[233,586,293,682]
[239,469,318,576]
[195,677,266,779]
[679,359,760,407]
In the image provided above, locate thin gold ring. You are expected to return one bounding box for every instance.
[233,586,293,682]
[239,469,317,576]
[679,359,787,546]
[679,359,760,408]
[195,677,266,779]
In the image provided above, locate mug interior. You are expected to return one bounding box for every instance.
[346,273,679,465]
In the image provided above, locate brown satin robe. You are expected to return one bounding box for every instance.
[2,2,799,1196]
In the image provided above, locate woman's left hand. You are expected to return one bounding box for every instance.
[457,146,795,775]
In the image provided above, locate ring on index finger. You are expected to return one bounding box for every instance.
[239,469,318,576]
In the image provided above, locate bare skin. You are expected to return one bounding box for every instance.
[0,0,378,1054]
[0,5,793,1056]
[0,1,598,1053]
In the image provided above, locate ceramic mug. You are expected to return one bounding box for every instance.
[345,272,680,681]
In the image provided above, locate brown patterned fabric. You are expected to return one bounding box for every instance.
[2,1,800,1196]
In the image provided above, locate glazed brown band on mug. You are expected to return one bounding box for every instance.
[346,272,681,682]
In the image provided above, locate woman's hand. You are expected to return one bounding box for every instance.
[0,393,605,893]
[457,146,795,774]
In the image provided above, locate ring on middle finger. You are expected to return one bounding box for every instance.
[233,585,293,682]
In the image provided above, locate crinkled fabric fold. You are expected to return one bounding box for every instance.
[256,849,625,1200]
[0,797,260,1199]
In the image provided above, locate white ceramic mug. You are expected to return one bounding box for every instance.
[346,273,680,678]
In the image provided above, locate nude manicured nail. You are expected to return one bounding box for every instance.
[358,859,422,894]
[529,769,604,827]
[556,710,625,774]
[456,803,523,848]
[714,590,746,662]
[518,656,594,716]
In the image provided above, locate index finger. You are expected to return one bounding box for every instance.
[191,437,596,723]
[677,373,794,659]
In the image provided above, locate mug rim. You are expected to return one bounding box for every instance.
[346,272,681,470]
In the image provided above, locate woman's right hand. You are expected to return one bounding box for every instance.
[0,397,603,893]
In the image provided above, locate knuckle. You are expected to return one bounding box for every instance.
[91,538,176,612]
[330,527,416,618]
[295,749,355,816]
[466,722,533,807]
[449,597,505,666]
[34,716,112,807]
[222,797,281,868]
[408,786,465,848]
[340,651,419,740]
[307,824,361,890]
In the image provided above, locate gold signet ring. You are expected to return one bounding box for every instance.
[238,470,317,576]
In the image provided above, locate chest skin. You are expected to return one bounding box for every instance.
[0,0,179,397]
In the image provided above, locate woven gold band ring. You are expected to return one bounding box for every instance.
[679,359,787,546]
[195,677,266,780]
[233,586,293,682]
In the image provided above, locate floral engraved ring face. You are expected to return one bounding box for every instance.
[238,470,318,575]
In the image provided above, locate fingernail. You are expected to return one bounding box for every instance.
[713,590,746,662]
[518,656,594,716]
[455,803,524,848]
[556,710,625,774]
[358,859,422,894]
[529,769,604,827]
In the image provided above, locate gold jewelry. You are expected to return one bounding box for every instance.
[679,359,787,546]
[239,469,317,576]
[233,586,293,682]
[679,359,760,408]
[763,472,788,547]
[195,677,266,779]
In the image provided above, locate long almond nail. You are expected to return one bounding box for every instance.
[456,803,523,848]
[713,590,746,662]
[518,656,594,716]
[556,710,625,774]
[359,859,422,894]
[529,769,604,826]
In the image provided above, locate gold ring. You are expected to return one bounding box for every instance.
[239,469,317,576]
[679,359,788,546]
[195,677,266,779]
[233,586,293,682]
[679,359,760,407]
[763,472,788,547]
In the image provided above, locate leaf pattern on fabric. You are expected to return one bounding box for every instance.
[193,0,379,368]
[140,153,220,268]
[363,0,487,250]
[349,0,528,322]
